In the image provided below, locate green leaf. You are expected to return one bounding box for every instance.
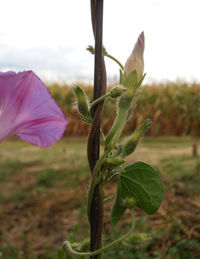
[56,248,66,259]
[137,73,146,88]
[123,162,164,214]
[111,162,164,224]
[111,181,129,225]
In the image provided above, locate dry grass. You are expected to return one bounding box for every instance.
[47,81,200,137]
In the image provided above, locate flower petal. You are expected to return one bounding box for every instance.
[0,71,67,147]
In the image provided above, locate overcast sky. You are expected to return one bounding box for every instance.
[1,0,200,83]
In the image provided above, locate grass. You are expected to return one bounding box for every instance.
[0,137,200,258]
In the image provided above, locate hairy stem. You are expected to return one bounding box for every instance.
[104,107,128,147]
[87,147,112,222]
[105,53,124,71]
[90,93,110,113]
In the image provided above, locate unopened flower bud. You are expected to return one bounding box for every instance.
[122,197,136,209]
[121,119,152,158]
[124,32,145,81]
[73,86,92,124]
[109,85,127,98]
[104,157,125,169]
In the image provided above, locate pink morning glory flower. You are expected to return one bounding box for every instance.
[0,71,67,147]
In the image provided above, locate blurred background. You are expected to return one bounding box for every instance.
[1,0,200,83]
[0,1,200,258]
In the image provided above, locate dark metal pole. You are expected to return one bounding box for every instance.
[88,0,106,258]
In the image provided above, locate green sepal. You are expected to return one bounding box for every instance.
[111,162,164,224]
[137,73,146,88]
[120,119,152,158]
[104,157,125,169]
[73,86,92,124]
[123,70,138,92]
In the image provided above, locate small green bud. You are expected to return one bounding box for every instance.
[86,45,95,55]
[104,157,125,169]
[125,233,151,245]
[73,86,92,124]
[87,45,107,55]
[121,119,152,158]
[109,85,127,99]
[122,197,136,209]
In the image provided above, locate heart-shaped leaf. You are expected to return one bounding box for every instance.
[111,161,164,224]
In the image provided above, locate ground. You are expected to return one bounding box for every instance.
[0,137,200,258]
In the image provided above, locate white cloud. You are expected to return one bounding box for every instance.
[0,0,200,83]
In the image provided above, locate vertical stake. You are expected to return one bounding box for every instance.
[89,0,105,258]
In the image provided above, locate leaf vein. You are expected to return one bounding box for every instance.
[121,175,152,202]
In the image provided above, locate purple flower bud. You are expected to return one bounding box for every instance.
[0,71,67,147]
[124,32,145,80]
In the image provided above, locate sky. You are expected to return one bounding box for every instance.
[1,0,200,84]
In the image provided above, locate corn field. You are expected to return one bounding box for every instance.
[48,81,200,137]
